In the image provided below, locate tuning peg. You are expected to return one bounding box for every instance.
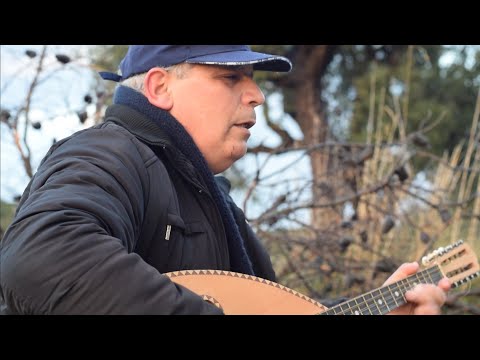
[452,279,464,288]
[452,272,479,288]
[454,239,464,247]
[468,272,480,281]
[424,250,435,261]
[421,256,430,266]
[422,244,446,265]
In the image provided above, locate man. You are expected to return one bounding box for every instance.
[0,45,449,314]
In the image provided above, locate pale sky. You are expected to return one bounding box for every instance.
[1,45,97,202]
[3,45,476,225]
[0,45,310,223]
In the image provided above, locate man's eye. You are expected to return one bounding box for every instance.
[224,74,240,81]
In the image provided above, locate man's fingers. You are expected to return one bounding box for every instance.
[405,284,447,307]
[438,277,451,291]
[383,262,419,286]
[384,265,451,315]
[409,304,441,315]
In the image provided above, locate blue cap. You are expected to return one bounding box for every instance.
[99,45,292,82]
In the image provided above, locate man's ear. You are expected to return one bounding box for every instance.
[144,67,173,110]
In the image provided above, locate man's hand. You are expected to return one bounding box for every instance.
[383,262,450,315]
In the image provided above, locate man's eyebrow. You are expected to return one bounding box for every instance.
[230,65,253,78]
[217,65,254,77]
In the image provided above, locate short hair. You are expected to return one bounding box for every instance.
[121,63,192,93]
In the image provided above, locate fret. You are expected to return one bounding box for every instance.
[344,300,354,315]
[339,302,352,315]
[379,288,391,313]
[410,274,421,289]
[322,302,346,315]
[352,297,364,315]
[371,289,388,315]
[361,294,373,314]
[421,267,441,287]
[365,291,382,315]
[386,284,400,307]
[397,278,409,299]
[427,267,438,283]
[345,301,355,315]
[362,293,375,314]
[418,269,429,286]
[321,307,335,315]
[387,283,404,308]
[426,268,437,283]
[428,266,443,284]
[424,268,434,285]
[320,264,451,316]
[384,286,399,312]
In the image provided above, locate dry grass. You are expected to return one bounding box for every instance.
[267,58,480,314]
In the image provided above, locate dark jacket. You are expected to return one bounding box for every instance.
[0,104,275,315]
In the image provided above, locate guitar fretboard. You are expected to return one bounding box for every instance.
[320,265,443,315]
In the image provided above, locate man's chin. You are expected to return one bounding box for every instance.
[232,149,248,162]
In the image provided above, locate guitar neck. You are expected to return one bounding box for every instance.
[320,265,443,315]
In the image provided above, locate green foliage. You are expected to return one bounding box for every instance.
[89,45,129,108]
[253,45,478,166]
[1,200,17,236]
[346,46,479,163]
[89,45,128,73]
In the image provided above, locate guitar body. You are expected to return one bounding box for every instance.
[166,241,479,315]
[166,270,328,314]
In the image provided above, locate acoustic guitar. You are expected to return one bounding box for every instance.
[166,240,479,314]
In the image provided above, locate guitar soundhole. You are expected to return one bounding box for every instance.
[202,295,223,310]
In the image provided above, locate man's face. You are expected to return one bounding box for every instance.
[168,64,265,174]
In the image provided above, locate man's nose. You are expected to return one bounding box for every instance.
[243,78,265,108]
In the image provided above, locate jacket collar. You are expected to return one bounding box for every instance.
[105,104,173,147]
[104,103,208,192]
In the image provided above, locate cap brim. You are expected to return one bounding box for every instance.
[185,50,292,72]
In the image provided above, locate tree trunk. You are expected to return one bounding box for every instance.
[291,45,343,229]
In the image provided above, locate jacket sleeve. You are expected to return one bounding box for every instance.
[0,126,222,315]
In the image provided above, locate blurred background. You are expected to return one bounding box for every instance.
[1,45,479,314]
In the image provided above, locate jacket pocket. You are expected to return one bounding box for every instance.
[179,221,211,269]
[165,214,214,270]
[165,213,185,240]
[184,222,204,235]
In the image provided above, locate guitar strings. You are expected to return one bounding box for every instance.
[331,266,443,315]
[343,267,440,315]
[324,243,475,315]
[358,266,443,315]
[357,266,442,315]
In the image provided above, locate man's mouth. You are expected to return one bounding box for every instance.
[235,120,255,129]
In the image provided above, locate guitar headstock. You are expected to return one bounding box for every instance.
[422,240,480,288]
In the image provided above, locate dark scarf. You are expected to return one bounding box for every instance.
[113,85,255,276]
